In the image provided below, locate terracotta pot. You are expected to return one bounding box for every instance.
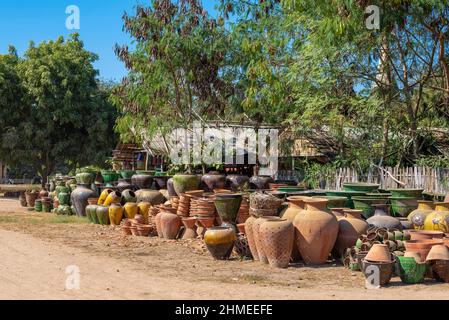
[424,202,449,232]
[131,174,154,190]
[25,191,38,208]
[259,219,294,268]
[71,184,97,217]
[98,188,113,205]
[182,217,198,239]
[361,259,395,286]
[408,230,444,241]
[202,173,226,192]
[204,226,236,260]
[226,175,250,192]
[38,189,49,199]
[409,201,435,229]
[160,211,182,239]
[244,216,259,261]
[253,216,281,264]
[121,189,137,204]
[19,192,28,207]
[172,174,200,196]
[404,239,443,262]
[429,260,449,282]
[281,196,309,262]
[124,202,138,219]
[135,189,165,206]
[95,205,110,225]
[334,209,369,257]
[426,244,449,261]
[154,212,163,238]
[365,244,392,263]
[214,194,242,224]
[109,203,124,226]
[331,208,346,220]
[293,199,339,264]
[249,175,274,190]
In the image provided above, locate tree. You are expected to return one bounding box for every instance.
[0,34,118,184]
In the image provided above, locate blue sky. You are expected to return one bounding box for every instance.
[0,0,219,82]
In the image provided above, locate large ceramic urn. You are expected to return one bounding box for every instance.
[71,184,97,217]
[293,198,339,264]
[408,201,435,230]
[167,178,177,197]
[160,211,182,239]
[201,172,226,192]
[154,176,172,190]
[259,218,294,268]
[245,215,259,261]
[366,204,403,230]
[249,175,274,190]
[333,209,369,256]
[204,226,237,260]
[252,216,281,264]
[226,175,250,192]
[131,174,154,189]
[135,189,165,206]
[424,202,449,232]
[172,174,200,196]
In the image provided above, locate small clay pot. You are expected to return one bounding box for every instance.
[160,211,182,239]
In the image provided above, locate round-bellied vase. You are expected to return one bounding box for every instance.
[96,205,110,225]
[160,211,182,239]
[334,209,369,256]
[71,184,97,217]
[259,218,294,268]
[109,203,124,226]
[204,226,236,260]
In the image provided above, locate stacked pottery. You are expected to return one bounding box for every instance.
[131,174,153,189]
[404,239,443,262]
[249,193,283,217]
[177,194,191,217]
[204,226,237,260]
[226,174,250,192]
[201,172,226,192]
[293,198,339,264]
[189,196,215,217]
[172,174,200,196]
[281,196,309,262]
[361,244,396,286]
[424,202,449,233]
[426,245,449,282]
[408,201,435,230]
[334,209,369,257]
[259,218,294,268]
[366,204,403,230]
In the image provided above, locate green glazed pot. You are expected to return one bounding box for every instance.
[58,192,70,206]
[325,190,367,209]
[389,197,418,217]
[119,170,136,179]
[96,205,110,225]
[101,171,119,183]
[387,189,423,199]
[122,189,137,203]
[343,183,380,193]
[42,201,52,213]
[214,194,243,223]
[351,197,389,219]
[277,187,306,193]
[86,204,98,223]
[75,172,94,185]
[396,256,427,284]
[172,174,200,196]
[55,186,70,197]
[34,199,43,212]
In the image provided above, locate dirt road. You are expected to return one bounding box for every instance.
[1,198,449,300]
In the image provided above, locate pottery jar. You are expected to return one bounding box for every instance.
[137,202,151,223]
[103,191,122,206]
[182,217,198,239]
[214,194,243,224]
[293,199,339,264]
[172,174,200,196]
[160,211,182,239]
[424,202,449,232]
[70,184,97,217]
[135,189,165,206]
[204,226,237,260]
[281,196,309,262]
[131,174,154,190]
[121,189,137,204]
[252,216,281,264]
[201,173,226,192]
[116,179,133,193]
[366,204,403,230]
[98,188,113,205]
[404,239,443,262]
[25,191,38,208]
[86,204,98,224]
[226,175,250,192]
[95,205,110,225]
[249,175,274,190]
[123,202,138,220]
[167,178,177,197]
[408,201,435,230]
[244,216,259,261]
[109,203,124,226]
[333,209,369,257]
[57,192,70,206]
[259,219,294,268]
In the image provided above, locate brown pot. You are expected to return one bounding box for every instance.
[365,244,392,263]
[281,196,309,262]
[259,219,294,268]
[252,216,281,264]
[404,239,444,262]
[160,211,182,239]
[155,212,163,238]
[408,230,444,241]
[25,191,38,207]
[293,198,339,264]
[135,189,165,206]
[334,209,369,257]
[331,208,347,220]
[245,216,259,261]
[182,217,198,239]
[201,173,226,192]
[19,192,27,207]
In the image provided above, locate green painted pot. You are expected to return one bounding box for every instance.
[351,197,389,219]
[55,186,70,197]
[388,189,424,199]
[389,197,418,217]
[96,205,110,225]
[325,190,367,209]
[42,201,52,213]
[34,199,43,212]
[396,256,427,284]
[343,183,380,193]
[365,193,391,199]
[58,192,70,206]
[312,196,348,209]
[119,170,136,179]
[75,172,95,185]
[172,174,200,196]
[214,194,243,223]
[276,187,306,193]
[101,171,119,183]
[86,204,98,223]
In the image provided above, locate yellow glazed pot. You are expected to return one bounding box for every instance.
[98,188,113,205]
[409,201,435,230]
[124,202,138,219]
[109,203,124,226]
[103,191,122,206]
[204,227,237,260]
[424,202,449,232]
[138,202,151,223]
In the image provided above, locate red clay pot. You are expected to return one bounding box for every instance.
[160,211,182,239]
[404,239,444,262]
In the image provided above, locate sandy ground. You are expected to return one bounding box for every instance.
[1,198,449,300]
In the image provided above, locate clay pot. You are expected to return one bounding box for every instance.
[160,211,182,239]
[137,202,151,222]
[135,189,165,206]
[121,189,137,204]
[167,178,177,197]
[259,219,294,268]
[293,199,339,264]
[365,244,392,263]
[204,226,236,260]
[34,199,43,212]
[172,174,200,196]
[404,251,423,262]
[426,244,449,261]
[116,179,133,193]
[408,230,444,241]
[226,175,250,192]
[331,208,346,220]
[281,196,309,262]
[86,204,99,224]
[366,204,402,230]
[98,189,113,205]
[214,194,242,224]
[25,191,38,208]
[19,192,27,207]
[38,190,49,199]
[109,203,124,226]
[124,202,138,219]
[334,209,369,257]
[408,201,435,229]
[58,192,70,206]
[249,175,274,190]
[201,173,226,192]
[71,184,97,217]
[182,217,198,239]
[155,212,163,237]
[361,259,395,286]
[424,202,449,233]
[95,205,110,225]
[429,260,449,282]
[244,216,259,261]
[103,191,122,206]
[404,239,443,262]
[396,256,427,284]
[131,174,154,190]
[154,176,171,190]
[253,216,281,264]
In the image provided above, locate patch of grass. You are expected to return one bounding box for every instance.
[48,215,89,224]
[0,216,20,224]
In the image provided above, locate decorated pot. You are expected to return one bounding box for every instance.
[96,205,110,225]
[58,192,70,206]
[293,198,339,264]
[103,191,122,206]
[109,203,124,226]
[204,226,236,260]
[98,188,113,205]
[75,172,95,185]
[424,202,449,232]
[70,184,97,217]
[137,202,151,222]
[201,173,226,192]
[131,174,154,189]
[172,174,200,196]
[259,218,294,268]
[135,189,165,205]
[408,201,435,230]
[160,211,182,239]
[226,175,250,192]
